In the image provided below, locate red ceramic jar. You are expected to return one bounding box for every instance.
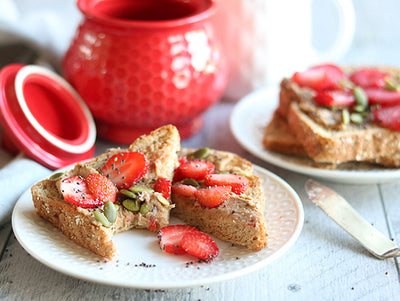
[63,0,227,144]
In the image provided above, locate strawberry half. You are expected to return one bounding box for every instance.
[174,160,215,182]
[350,69,389,88]
[86,173,117,204]
[313,90,355,108]
[373,104,400,131]
[101,152,149,189]
[364,87,400,105]
[154,178,171,199]
[181,231,219,261]
[204,173,249,195]
[60,176,103,208]
[292,64,345,92]
[195,186,231,208]
[171,184,197,197]
[158,225,199,255]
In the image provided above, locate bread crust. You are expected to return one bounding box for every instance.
[263,111,307,156]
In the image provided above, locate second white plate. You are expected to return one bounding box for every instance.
[230,86,400,184]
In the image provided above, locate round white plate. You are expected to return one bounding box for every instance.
[12,165,303,289]
[230,86,400,184]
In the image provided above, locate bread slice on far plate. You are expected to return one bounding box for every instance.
[31,125,180,260]
[263,65,400,168]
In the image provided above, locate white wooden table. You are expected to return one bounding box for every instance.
[1,0,400,300]
[1,100,400,300]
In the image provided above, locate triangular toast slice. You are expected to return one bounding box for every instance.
[171,148,268,251]
[31,125,180,260]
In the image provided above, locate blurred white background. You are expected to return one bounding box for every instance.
[0,0,399,78]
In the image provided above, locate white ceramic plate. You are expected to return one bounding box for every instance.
[12,165,304,289]
[230,87,400,184]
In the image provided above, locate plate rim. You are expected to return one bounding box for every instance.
[12,164,304,289]
[229,86,400,184]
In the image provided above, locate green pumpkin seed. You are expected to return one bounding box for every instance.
[49,172,65,181]
[155,192,169,206]
[182,178,199,187]
[338,79,355,90]
[120,189,137,199]
[342,109,350,124]
[114,204,120,211]
[353,104,367,113]
[94,210,112,228]
[384,78,399,91]
[350,112,364,124]
[353,86,368,107]
[122,199,140,212]
[140,203,152,215]
[104,201,117,224]
[235,171,251,178]
[130,186,154,193]
[192,147,210,159]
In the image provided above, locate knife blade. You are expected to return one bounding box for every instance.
[305,179,400,259]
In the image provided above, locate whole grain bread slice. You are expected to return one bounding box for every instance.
[263,110,307,157]
[31,125,180,260]
[171,148,268,251]
[287,102,400,164]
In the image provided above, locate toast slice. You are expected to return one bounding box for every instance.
[171,148,268,251]
[263,111,307,157]
[263,65,400,167]
[287,101,400,164]
[31,125,180,260]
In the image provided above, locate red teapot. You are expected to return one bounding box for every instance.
[63,0,227,143]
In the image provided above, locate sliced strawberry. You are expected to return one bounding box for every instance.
[372,104,400,131]
[60,176,102,208]
[171,184,197,197]
[350,69,389,88]
[181,231,219,261]
[178,157,188,165]
[174,160,215,182]
[148,218,157,232]
[313,90,355,108]
[204,174,249,194]
[364,87,400,105]
[101,152,149,189]
[292,64,345,92]
[86,173,117,204]
[195,186,231,208]
[173,157,188,182]
[158,225,199,255]
[154,178,171,199]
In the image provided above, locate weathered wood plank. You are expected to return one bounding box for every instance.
[0,223,11,257]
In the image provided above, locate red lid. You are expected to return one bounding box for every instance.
[0,64,96,170]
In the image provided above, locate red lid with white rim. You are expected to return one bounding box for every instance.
[0,64,96,170]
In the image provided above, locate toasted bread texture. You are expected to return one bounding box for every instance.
[263,111,307,157]
[31,125,180,259]
[263,67,400,167]
[171,148,268,251]
[288,101,400,164]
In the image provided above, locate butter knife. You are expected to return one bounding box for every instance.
[305,179,400,259]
